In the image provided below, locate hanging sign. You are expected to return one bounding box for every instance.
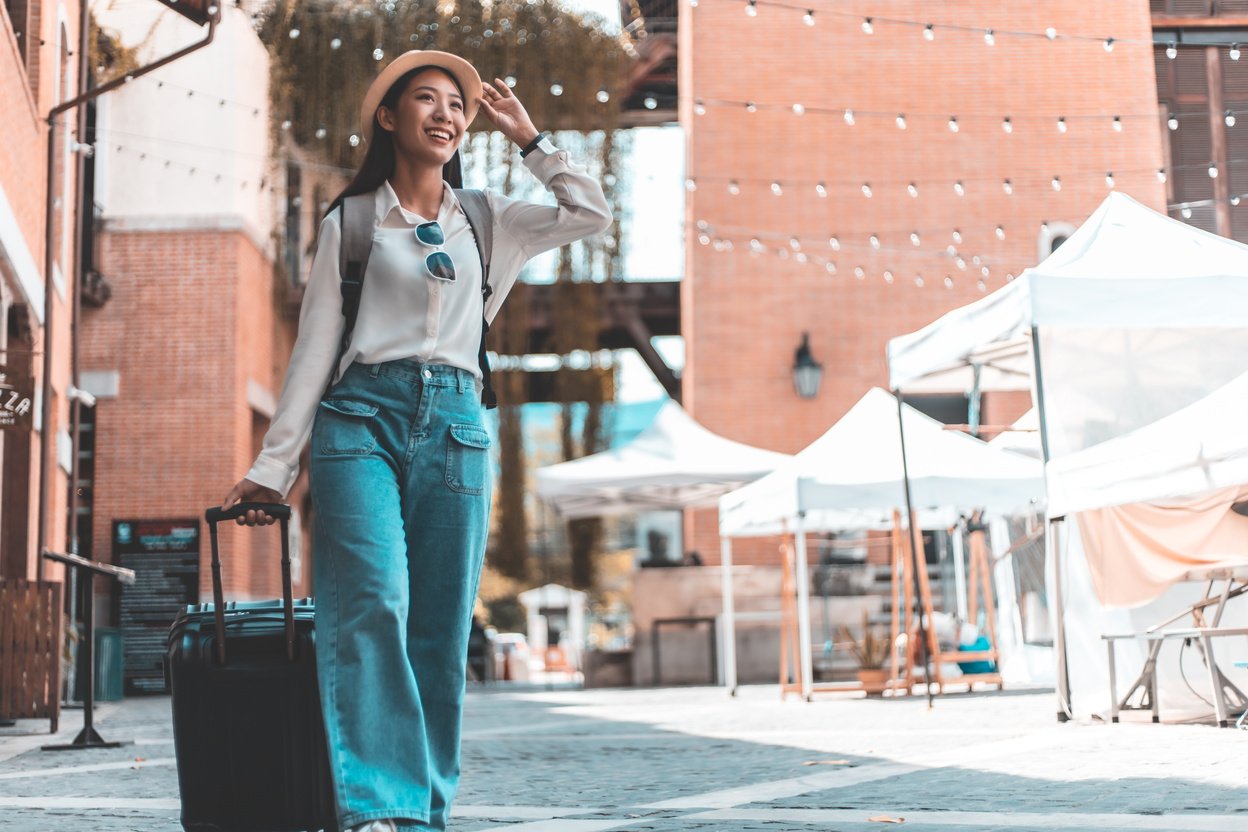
[0,364,33,430]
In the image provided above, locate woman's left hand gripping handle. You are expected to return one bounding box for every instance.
[222,478,285,526]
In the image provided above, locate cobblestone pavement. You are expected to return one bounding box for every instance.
[1,684,1245,831]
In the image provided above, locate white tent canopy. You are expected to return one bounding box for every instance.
[717,388,1045,699]
[719,388,1044,538]
[1047,370,1248,516]
[889,192,1248,460]
[536,400,790,518]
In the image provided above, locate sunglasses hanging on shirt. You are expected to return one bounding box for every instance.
[415,221,456,282]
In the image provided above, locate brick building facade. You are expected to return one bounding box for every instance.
[0,0,86,583]
[678,2,1169,564]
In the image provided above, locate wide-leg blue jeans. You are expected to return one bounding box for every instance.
[308,360,491,831]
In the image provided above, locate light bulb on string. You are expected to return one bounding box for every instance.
[695,99,706,116]
[910,232,921,246]
[947,245,958,256]
[315,126,327,139]
[373,47,384,61]
[884,270,895,284]
[349,134,360,147]
[1002,117,1013,133]
[745,0,757,16]
[955,257,967,270]
[815,182,827,198]
[550,83,564,96]
[843,109,856,126]
[288,27,300,38]
[771,181,783,196]
[644,97,658,110]
[745,101,757,113]
[825,262,837,274]
[727,180,740,195]
[944,276,955,289]
[915,275,925,287]
[1181,206,1193,219]
[1209,163,1219,178]
[1226,110,1237,127]
[948,116,959,133]
[803,9,814,26]
[789,237,802,250]
[1045,27,1057,40]
[1166,42,1177,59]
[869,234,881,250]
[1002,179,1014,195]
[896,113,907,130]
[907,183,919,198]
[995,226,1006,240]
[505,76,517,88]
[862,17,873,34]
[330,37,342,49]
[1041,221,1050,234]
[952,230,963,244]
[1105,171,1115,188]
[977,280,987,292]
[792,103,805,116]
[698,234,710,246]
[597,89,610,103]
[829,236,841,251]
[1113,116,1123,132]
[1157,168,1168,183]
[1057,116,1067,133]
[1103,37,1114,52]
[749,238,763,252]
[1051,176,1062,191]
[954,181,965,196]
[854,266,866,280]
[861,183,873,198]
[1232,43,1242,61]
[795,252,807,263]
[685,178,697,192]
[1233,195,1243,207]
[923,24,935,41]
[281,119,291,131]
[984,29,995,46]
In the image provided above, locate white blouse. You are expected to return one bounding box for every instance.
[246,144,612,497]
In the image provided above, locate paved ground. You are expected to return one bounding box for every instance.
[1,684,1245,831]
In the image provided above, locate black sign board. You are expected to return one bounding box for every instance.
[0,364,33,430]
[115,519,199,695]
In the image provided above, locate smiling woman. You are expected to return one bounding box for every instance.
[221,47,611,832]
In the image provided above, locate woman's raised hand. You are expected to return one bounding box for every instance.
[479,78,541,149]
[221,478,284,526]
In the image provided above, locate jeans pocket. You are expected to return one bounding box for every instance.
[316,399,380,455]
[445,423,491,495]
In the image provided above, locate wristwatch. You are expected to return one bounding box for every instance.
[519,131,554,158]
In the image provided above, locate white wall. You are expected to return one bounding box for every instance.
[92,2,275,250]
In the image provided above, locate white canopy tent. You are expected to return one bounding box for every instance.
[718,388,1045,698]
[886,192,1248,718]
[536,400,790,518]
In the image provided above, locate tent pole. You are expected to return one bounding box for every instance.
[721,536,738,696]
[1029,326,1072,722]
[894,389,936,709]
[793,514,815,701]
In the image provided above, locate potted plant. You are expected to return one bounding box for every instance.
[838,613,893,696]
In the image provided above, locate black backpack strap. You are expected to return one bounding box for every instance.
[454,188,497,409]
[332,194,377,387]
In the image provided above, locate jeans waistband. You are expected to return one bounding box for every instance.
[346,359,477,390]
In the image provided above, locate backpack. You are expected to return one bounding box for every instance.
[334,189,497,409]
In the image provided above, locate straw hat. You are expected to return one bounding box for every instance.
[359,50,483,136]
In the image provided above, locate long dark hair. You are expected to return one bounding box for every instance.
[325,66,465,219]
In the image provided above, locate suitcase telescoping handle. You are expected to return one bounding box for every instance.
[204,503,295,666]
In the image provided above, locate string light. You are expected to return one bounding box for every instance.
[597,89,610,103]
[910,232,921,246]
[1226,110,1237,128]
[1113,116,1123,132]
[844,109,856,126]
[861,183,873,198]
[1057,116,1067,133]
[288,27,300,38]
[948,116,959,133]
[1232,43,1242,61]
[923,24,934,41]
[745,0,757,15]
[1168,113,1178,131]
[685,178,697,191]
[644,97,658,109]
[995,226,1006,240]
[728,180,741,195]
[1166,42,1177,60]
[792,103,805,115]
[1105,171,1114,188]
[349,134,360,147]
[944,276,955,288]
[1002,117,1013,133]
[854,266,866,279]
[896,113,907,129]
[1002,179,1013,195]
[315,126,327,139]
[550,83,564,96]
[1103,37,1114,52]
[771,181,783,195]
[861,17,873,34]
[907,182,919,197]
[870,234,881,249]
[373,46,384,61]
[984,29,994,46]
[815,182,827,197]
[884,270,895,284]
[1233,196,1242,206]
[952,230,963,244]
[829,236,840,250]
[1182,207,1193,219]
[695,99,707,116]
[953,181,965,196]
[1045,27,1057,40]
[1051,176,1062,191]
[330,37,342,49]
[803,9,814,26]
[1208,163,1219,178]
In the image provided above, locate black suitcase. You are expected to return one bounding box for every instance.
[166,503,337,832]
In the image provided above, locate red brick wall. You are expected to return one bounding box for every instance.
[680,2,1164,565]
[85,228,302,602]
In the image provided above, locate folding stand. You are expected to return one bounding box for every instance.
[40,550,136,750]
